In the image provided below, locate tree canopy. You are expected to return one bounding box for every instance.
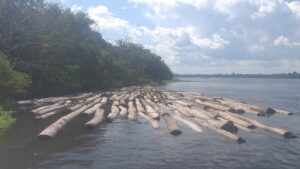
[0,0,172,98]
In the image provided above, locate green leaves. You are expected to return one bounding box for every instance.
[0,52,31,103]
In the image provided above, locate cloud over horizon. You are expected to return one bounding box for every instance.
[48,0,300,74]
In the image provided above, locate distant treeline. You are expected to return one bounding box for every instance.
[175,72,300,79]
[0,0,172,103]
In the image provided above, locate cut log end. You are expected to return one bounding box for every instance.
[283,132,297,139]
[36,134,53,140]
[170,130,182,136]
[237,137,246,144]
[266,107,276,116]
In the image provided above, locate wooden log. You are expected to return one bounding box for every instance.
[138,112,160,129]
[225,112,296,138]
[210,109,255,128]
[106,106,120,122]
[194,118,246,144]
[82,103,102,116]
[172,112,203,133]
[119,106,128,117]
[84,108,105,128]
[128,101,137,121]
[135,98,145,113]
[141,99,160,119]
[162,113,182,135]
[172,103,237,133]
[37,102,95,139]
[34,104,68,115]
[274,109,293,116]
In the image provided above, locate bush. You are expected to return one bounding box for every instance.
[0,51,31,104]
[0,107,16,129]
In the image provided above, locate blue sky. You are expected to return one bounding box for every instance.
[46,0,300,74]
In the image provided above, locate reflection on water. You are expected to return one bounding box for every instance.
[1,78,300,169]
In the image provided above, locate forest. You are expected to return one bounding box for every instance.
[0,0,173,105]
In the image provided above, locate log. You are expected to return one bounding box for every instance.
[84,108,105,128]
[37,102,95,139]
[106,106,120,122]
[275,109,293,115]
[141,99,160,119]
[173,103,237,133]
[162,113,182,135]
[128,101,137,121]
[173,112,203,133]
[34,104,68,115]
[119,106,128,117]
[82,103,102,116]
[138,112,160,129]
[225,112,296,138]
[194,118,246,144]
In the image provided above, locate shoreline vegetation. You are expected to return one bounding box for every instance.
[175,72,300,79]
[0,107,16,130]
[0,0,172,101]
[0,0,172,128]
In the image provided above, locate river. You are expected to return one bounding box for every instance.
[0,78,300,169]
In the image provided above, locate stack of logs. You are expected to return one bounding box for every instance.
[18,86,296,144]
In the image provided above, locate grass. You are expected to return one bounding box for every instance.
[0,107,16,129]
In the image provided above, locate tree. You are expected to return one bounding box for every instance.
[0,51,31,104]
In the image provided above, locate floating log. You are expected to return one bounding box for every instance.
[138,112,159,129]
[162,113,182,135]
[173,112,203,133]
[141,99,160,119]
[37,102,95,139]
[275,109,293,115]
[82,103,103,116]
[85,108,105,128]
[34,103,68,115]
[119,106,128,117]
[20,86,294,143]
[106,106,120,122]
[128,101,137,121]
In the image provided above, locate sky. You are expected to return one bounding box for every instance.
[46,0,300,74]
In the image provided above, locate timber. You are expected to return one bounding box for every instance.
[16,86,295,144]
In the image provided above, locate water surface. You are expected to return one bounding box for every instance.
[0,78,299,169]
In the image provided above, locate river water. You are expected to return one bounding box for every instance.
[0,78,300,169]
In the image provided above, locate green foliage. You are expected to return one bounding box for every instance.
[0,107,16,129]
[0,0,173,98]
[0,52,31,103]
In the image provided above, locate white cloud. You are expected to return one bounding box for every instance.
[250,0,279,19]
[129,0,207,9]
[70,4,82,13]
[213,0,242,18]
[248,44,265,53]
[191,34,229,49]
[274,35,300,47]
[286,1,300,19]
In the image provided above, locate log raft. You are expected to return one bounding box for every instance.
[18,86,296,143]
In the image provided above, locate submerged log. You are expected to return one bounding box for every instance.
[85,108,105,128]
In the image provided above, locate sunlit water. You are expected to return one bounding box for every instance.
[0,78,300,169]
